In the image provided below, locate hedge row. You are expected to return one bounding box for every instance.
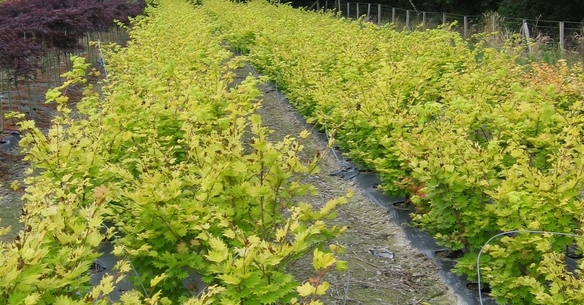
[204,0,584,303]
[1,0,346,303]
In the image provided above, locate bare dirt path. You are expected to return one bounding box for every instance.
[239,66,461,305]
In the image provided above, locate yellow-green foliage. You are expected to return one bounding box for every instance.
[0,0,347,304]
[204,0,584,304]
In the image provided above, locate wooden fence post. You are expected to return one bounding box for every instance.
[325,1,328,11]
[560,21,565,51]
[347,2,350,18]
[338,0,341,12]
[367,3,371,20]
[443,12,446,25]
[522,19,532,54]
[378,4,382,25]
[462,16,468,39]
[392,7,396,24]
[356,3,359,18]
[406,10,410,30]
[492,15,496,32]
[464,16,468,39]
[423,12,427,30]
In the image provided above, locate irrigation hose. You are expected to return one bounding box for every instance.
[343,270,351,305]
[477,230,582,305]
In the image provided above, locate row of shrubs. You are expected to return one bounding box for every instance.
[203,0,584,303]
[1,0,346,303]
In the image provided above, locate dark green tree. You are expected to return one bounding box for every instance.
[291,0,583,22]
[498,0,584,21]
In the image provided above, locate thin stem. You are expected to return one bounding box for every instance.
[259,153,266,240]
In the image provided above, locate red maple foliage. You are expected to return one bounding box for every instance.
[0,0,145,78]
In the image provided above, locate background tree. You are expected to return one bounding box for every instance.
[0,0,145,82]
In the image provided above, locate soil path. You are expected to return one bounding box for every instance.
[240,66,461,305]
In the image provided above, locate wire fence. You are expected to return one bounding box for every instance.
[307,0,584,55]
[0,26,128,132]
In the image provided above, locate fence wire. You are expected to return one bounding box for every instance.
[310,0,584,54]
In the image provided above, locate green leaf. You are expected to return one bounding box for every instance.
[312,248,336,270]
[296,282,315,297]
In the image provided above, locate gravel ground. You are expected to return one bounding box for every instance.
[239,66,461,305]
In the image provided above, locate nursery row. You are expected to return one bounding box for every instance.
[203,0,584,303]
[0,0,346,304]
